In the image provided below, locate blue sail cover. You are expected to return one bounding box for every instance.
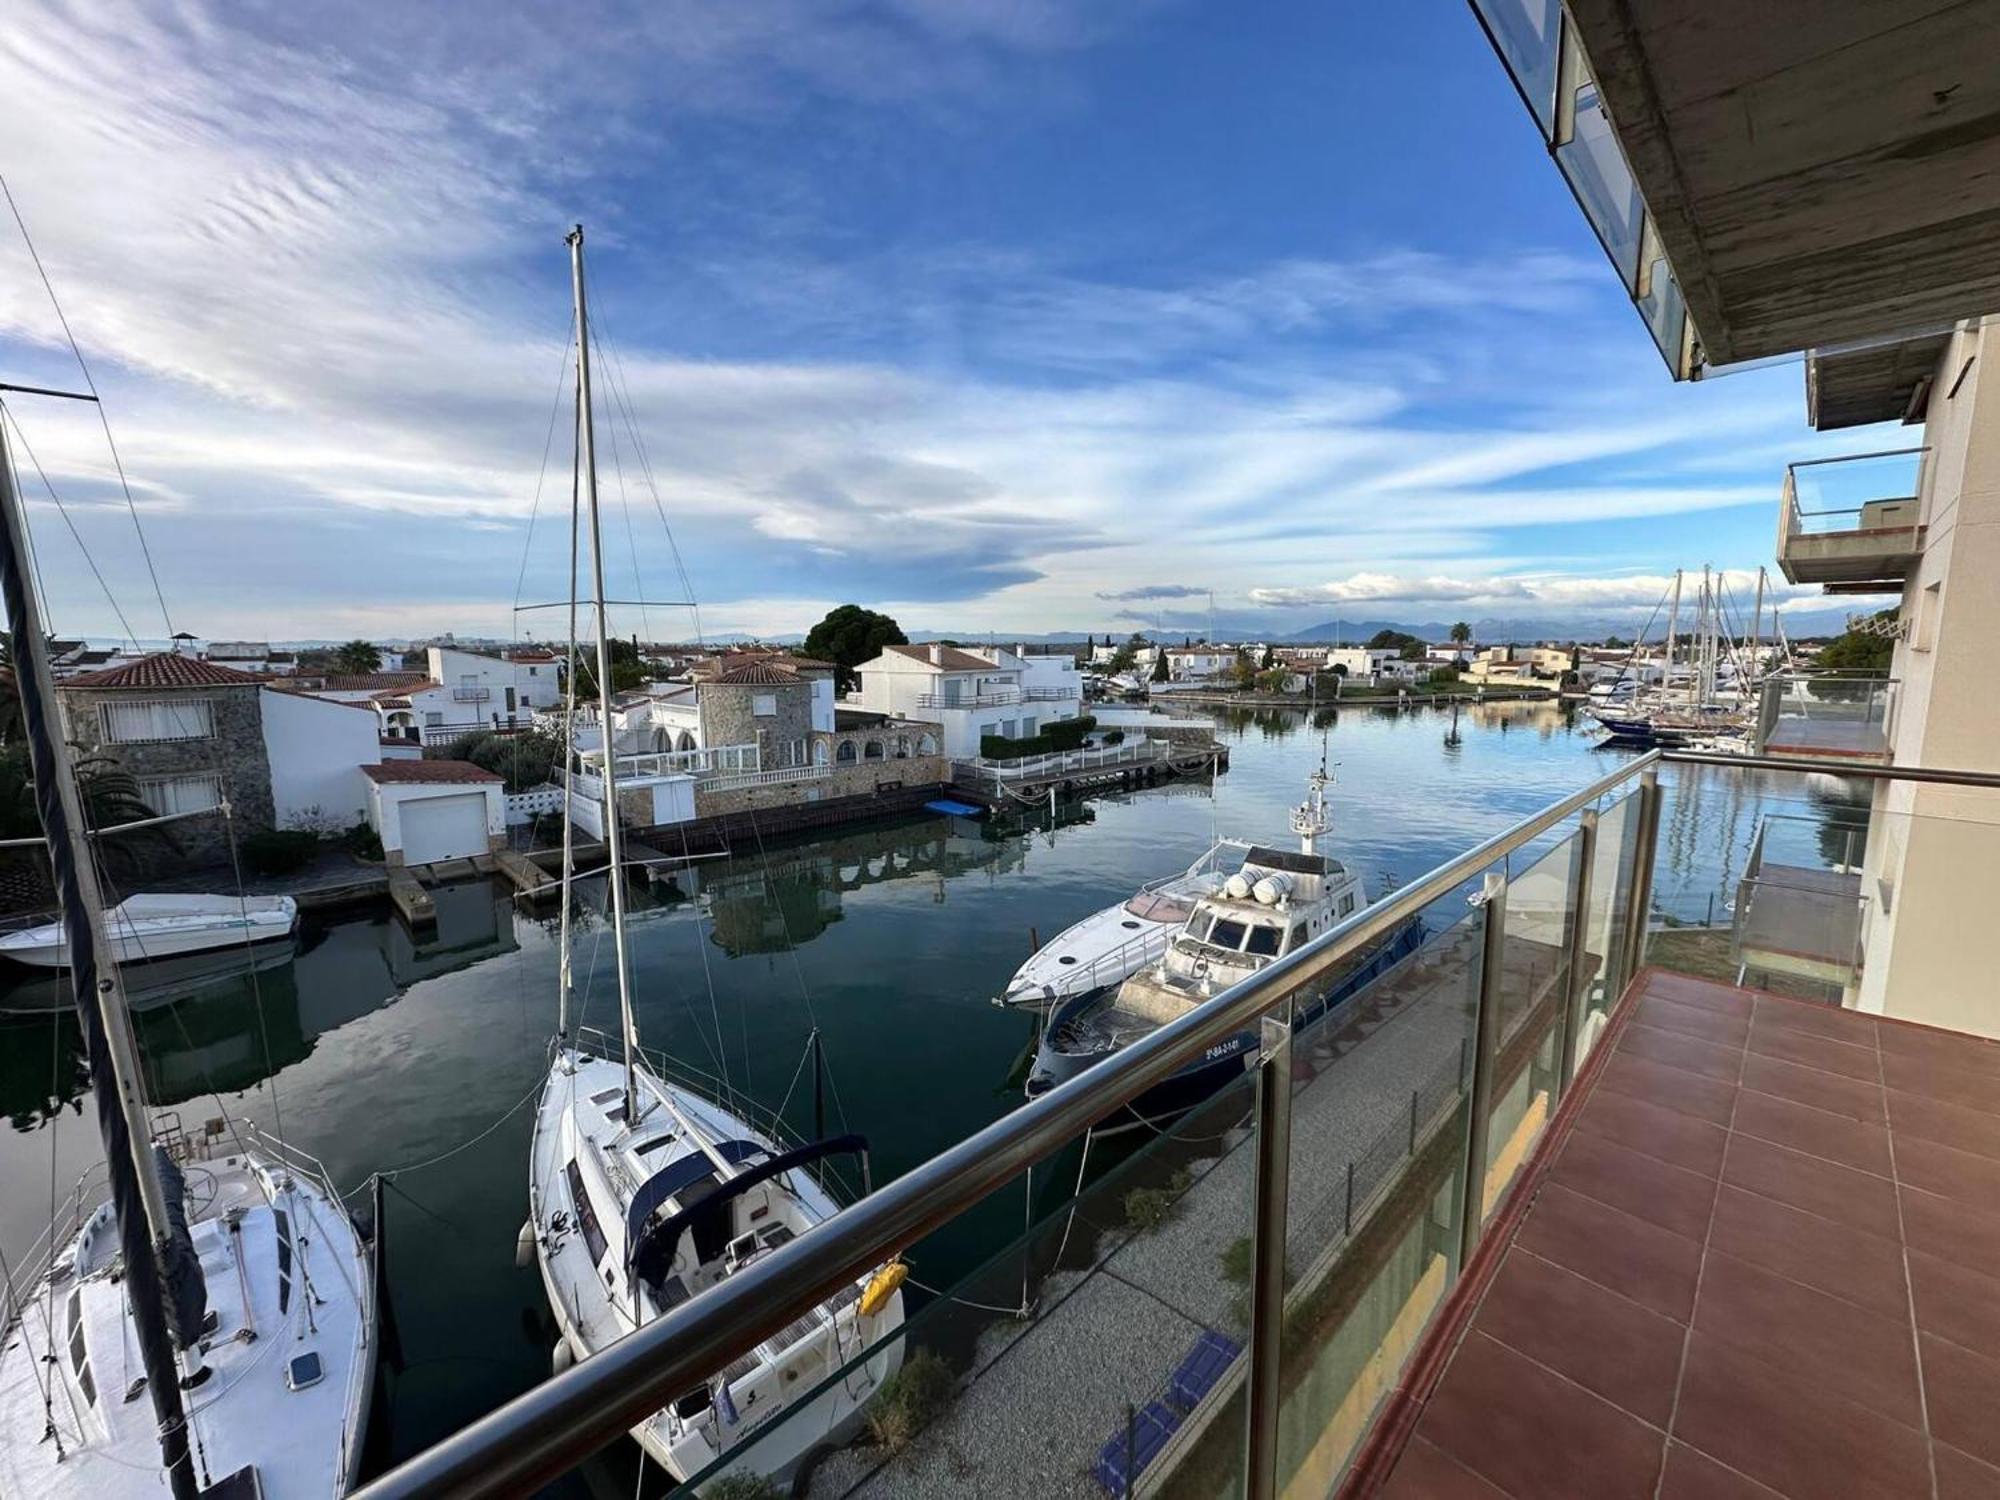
[622,1139,765,1251]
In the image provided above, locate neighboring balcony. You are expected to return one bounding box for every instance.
[916,689,1024,709]
[452,685,493,702]
[1776,447,1927,590]
[1753,672,1897,762]
[1731,813,1866,992]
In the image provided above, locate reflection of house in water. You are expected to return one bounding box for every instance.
[679,814,1037,957]
[0,879,523,1116]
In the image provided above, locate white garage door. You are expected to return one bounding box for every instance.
[399,793,489,865]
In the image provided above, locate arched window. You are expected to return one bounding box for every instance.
[813,739,829,766]
[676,730,696,753]
[864,740,885,760]
[916,733,938,756]
[836,740,858,764]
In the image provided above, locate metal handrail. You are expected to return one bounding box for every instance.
[351,748,1663,1500]
[1663,751,2000,788]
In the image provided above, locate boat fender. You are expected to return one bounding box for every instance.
[859,1261,908,1318]
[552,1340,574,1376]
[1223,873,1253,900]
[515,1219,536,1269]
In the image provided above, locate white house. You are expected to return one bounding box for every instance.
[206,641,298,676]
[260,688,383,830]
[1163,646,1237,681]
[1327,647,1402,677]
[849,643,1080,758]
[362,761,507,866]
[426,645,563,725]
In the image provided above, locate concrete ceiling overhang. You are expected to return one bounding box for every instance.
[1570,0,2000,365]
[1806,330,1953,429]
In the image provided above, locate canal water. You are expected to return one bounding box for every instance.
[0,698,1865,1483]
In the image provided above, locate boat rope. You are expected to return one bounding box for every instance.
[670,813,737,1113]
[509,312,580,616]
[343,1071,547,1196]
[1048,1125,1095,1273]
[1,173,173,639]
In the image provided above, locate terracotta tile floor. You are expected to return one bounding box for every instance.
[1372,969,2000,1500]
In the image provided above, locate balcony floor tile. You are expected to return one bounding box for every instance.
[1354,969,2000,1500]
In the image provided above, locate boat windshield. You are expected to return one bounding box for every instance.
[1206,917,1247,950]
[1244,925,1282,957]
[1126,890,1195,923]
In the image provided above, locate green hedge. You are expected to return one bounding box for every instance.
[980,714,1098,760]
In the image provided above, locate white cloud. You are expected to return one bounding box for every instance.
[1250,570,1816,614]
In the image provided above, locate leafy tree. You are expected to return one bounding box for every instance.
[333,639,382,675]
[1150,650,1170,684]
[574,637,648,699]
[1107,632,1147,675]
[802,605,908,691]
[1229,649,1257,687]
[1400,641,1425,661]
[1258,643,1275,671]
[1816,609,1898,674]
[1449,622,1472,645]
[443,727,566,792]
[1602,635,1629,650]
[1366,629,1424,655]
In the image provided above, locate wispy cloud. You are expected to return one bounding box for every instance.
[1096,583,1208,601]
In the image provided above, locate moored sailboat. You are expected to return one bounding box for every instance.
[522,227,904,1490]
[0,396,373,1499]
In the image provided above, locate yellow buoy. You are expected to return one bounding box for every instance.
[859,1261,908,1318]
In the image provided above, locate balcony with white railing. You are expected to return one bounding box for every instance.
[452,685,492,702]
[1776,447,1928,588]
[915,688,1024,709]
[699,763,829,792]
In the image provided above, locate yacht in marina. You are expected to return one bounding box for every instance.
[1025,760,1423,1125]
[996,839,1252,1009]
[523,226,904,1491]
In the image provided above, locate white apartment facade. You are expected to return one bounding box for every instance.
[849,643,1080,758]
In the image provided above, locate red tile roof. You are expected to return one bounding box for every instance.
[710,660,803,685]
[61,652,266,689]
[360,760,502,785]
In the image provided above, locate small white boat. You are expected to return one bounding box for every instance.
[0,893,298,968]
[996,839,1251,1009]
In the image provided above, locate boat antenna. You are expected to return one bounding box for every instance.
[1291,733,1333,856]
[568,225,641,1119]
[0,396,200,1499]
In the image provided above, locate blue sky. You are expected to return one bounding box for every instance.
[0,0,1898,643]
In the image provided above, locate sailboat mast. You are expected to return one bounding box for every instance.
[556,374,582,1040]
[1750,566,1766,688]
[568,225,641,1117]
[1662,568,1682,703]
[0,409,197,1498]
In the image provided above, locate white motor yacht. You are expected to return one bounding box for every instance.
[0,893,297,969]
[996,840,1251,1009]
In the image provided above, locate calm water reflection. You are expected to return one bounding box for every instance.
[0,700,1871,1476]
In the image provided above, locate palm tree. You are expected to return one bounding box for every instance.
[1449,621,1472,645]
[0,746,173,879]
[333,639,382,675]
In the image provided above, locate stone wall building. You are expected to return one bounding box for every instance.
[695,659,820,769]
[57,653,276,865]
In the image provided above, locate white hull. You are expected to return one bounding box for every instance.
[0,894,298,969]
[0,1130,374,1499]
[998,840,1249,1009]
[528,1048,903,1487]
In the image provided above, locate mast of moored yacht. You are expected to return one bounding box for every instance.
[0,401,199,1499]
[1661,568,1683,707]
[555,369,581,1041]
[568,224,641,1119]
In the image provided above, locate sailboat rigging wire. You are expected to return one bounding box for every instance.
[342,1074,547,1193]
[1,403,141,647]
[670,814,736,1111]
[578,268,706,645]
[590,326,654,649]
[2,174,173,639]
[511,315,581,615]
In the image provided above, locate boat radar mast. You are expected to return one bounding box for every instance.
[1291,743,1333,856]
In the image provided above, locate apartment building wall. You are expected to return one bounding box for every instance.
[1855,318,2000,1034]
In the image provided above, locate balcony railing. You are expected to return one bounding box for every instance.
[1776,446,1928,587]
[915,689,1022,709]
[452,685,492,702]
[1753,671,1897,761]
[352,752,2000,1500]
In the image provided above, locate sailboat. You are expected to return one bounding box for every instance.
[523,227,904,1489]
[1585,566,1773,748]
[0,400,374,1496]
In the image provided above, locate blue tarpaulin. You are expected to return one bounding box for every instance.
[925,798,985,818]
